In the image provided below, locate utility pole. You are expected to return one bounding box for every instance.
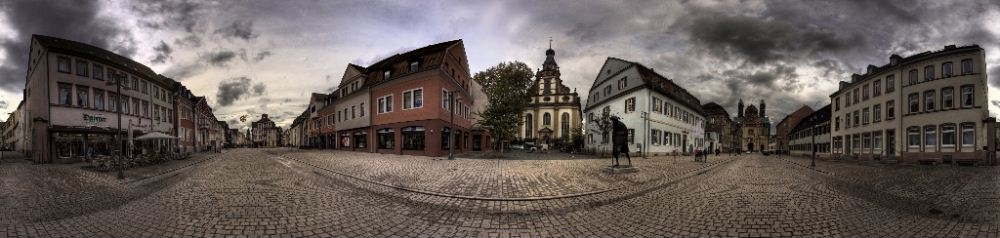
[448,91,455,160]
[108,73,125,180]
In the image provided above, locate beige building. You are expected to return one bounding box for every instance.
[830,45,992,164]
[518,44,582,145]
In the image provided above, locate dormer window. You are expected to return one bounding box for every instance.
[409,60,420,72]
[383,70,391,79]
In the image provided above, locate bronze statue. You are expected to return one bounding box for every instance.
[611,116,631,167]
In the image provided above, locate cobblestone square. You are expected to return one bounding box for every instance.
[1,148,997,237]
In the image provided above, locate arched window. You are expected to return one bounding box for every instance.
[525,114,533,139]
[543,113,551,126]
[561,112,570,138]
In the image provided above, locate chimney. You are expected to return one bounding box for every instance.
[851,74,861,83]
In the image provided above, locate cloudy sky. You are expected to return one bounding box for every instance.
[1,0,999,130]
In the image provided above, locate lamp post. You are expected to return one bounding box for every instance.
[108,73,126,180]
[448,91,455,160]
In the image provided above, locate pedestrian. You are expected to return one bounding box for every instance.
[610,116,631,167]
[715,148,720,156]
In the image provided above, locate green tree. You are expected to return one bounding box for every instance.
[473,61,534,154]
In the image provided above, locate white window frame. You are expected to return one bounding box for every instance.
[377,94,393,114]
[403,87,423,110]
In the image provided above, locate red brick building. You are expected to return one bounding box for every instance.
[367,40,475,157]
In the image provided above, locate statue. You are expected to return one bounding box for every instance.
[610,116,632,167]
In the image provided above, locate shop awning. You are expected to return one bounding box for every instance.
[134,132,178,140]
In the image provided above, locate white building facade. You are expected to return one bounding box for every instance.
[584,58,707,156]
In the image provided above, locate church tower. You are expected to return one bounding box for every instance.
[738,99,744,118]
[759,99,766,117]
[518,38,581,143]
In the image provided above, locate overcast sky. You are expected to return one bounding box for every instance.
[1,0,999,130]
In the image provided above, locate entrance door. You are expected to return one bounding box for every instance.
[473,135,482,151]
[747,143,754,152]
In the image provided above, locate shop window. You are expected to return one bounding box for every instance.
[377,128,395,149]
[353,131,367,148]
[442,127,451,149]
[402,126,425,150]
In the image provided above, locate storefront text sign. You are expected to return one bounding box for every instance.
[83,113,107,125]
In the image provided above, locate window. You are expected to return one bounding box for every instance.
[862,133,870,150]
[627,129,634,144]
[961,123,975,146]
[94,89,104,110]
[58,83,72,105]
[853,110,859,125]
[604,85,611,95]
[924,66,935,81]
[625,97,635,113]
[873,131,883,149]
[351,105,356,119]
[886,75,895,93]
[58,56,71,73]
[907,127,920,148]
[873,80,881,96]
[834,97,840,111]
[141,81,148,94]
[853,88,859,104]
[383,70,391,79]
[908,93,919,113]
[561,113,570,138]
[652,98,662,113]
[873,104,881,122]
[834,117,840,131]
[354,131,367,148]
[618,77,627,90]
[941,124,956,147]
[942,62,953,77]
[664,131,672,146]
[886,101,895,119]
[401,126,425,150]
[92,64,103,80]
[543,113,551,125]
[941,87,954,109]
[154,105,160,120]
[76,86,89,107]
[409,61,419,72]
[961,59,973,74]
[108,93,118,112]
[360,103,365,117]
[862,107,869,124]
[908,69,918,85]
[924,126,936,150]
[862,84,869,100]
[924,90,935,111]
[121,96,130,114]
[961,85,974,107]
[142,101,149,117]
[651,129,660,145]
[402,88,423,109]
[442,89,450,111]
[665,103,673,116]
[377,128,394,149]
[378,95,393,114]
[133,77,140,91]
[75,60,88,76]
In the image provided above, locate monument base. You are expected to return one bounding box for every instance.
[604,165,639,174]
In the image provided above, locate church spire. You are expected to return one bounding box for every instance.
[543,38,558,71]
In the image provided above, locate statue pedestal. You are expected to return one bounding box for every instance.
[604,165,639,174]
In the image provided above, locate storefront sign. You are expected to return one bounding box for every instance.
[83,113,107,125]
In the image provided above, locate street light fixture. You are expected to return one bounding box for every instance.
[106,72,128,180]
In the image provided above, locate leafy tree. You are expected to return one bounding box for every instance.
[588,110,619,157]
[473,61,534,154]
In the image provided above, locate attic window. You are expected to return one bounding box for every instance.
[409,61,420,72]
[383,70,391,79]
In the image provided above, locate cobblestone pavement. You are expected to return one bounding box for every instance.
[0,148,997,237]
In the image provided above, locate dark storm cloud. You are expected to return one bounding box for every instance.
[151,41,173,64]
[174,35,203,48]
[216,77,267,107]
[0,0,134,92]
[681,12,865,65]
[129,0,204,33]
[214,20,258,40]
[203,50,238,67]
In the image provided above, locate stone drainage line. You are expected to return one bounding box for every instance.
[269,150,740,202]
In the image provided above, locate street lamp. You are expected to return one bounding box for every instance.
[107,72,127,180]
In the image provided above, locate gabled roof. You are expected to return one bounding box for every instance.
[702,102,731,118]
[363,39,462,85]
[791,104,832,132]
